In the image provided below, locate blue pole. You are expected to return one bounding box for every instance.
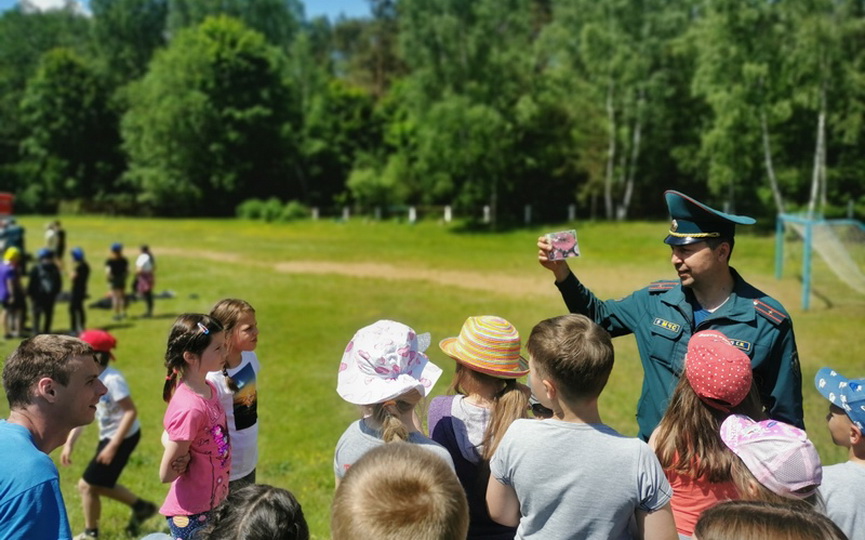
[802,220,812,311]
[775,215,785,280]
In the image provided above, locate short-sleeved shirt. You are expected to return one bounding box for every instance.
[490,419,672,540]
[333,419,454,479]
[160,381,230,516]
[0,421,72,539]
[96,366,140,441]
[206,351,260,481]
[105,257,129,289]
[819,461,865,538]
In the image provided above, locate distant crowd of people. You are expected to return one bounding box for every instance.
[0,218,158,339]
[0,191,862,540]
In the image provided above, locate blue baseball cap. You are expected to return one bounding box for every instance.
[110,242,122,252]
[71,247,84,261]
[663,190,756,246]
[37,247,53,259]
[815,368,865,431]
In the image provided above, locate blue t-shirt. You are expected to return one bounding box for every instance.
[0,421,71,539]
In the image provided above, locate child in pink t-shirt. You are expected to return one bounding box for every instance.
[158,314,231,539]
[649,330,766,538]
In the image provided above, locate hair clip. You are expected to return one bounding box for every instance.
[197,322,210,334]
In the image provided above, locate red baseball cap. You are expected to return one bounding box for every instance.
[685,330,752,412]
[79,329,117,359]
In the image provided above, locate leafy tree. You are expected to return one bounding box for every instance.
[393,0,539,226]
[18,47,121,210]
[122,15,299,215]
[167,0,302,48]
[0,7,91,197]
[90,0,169,85]
[331,0,404,98]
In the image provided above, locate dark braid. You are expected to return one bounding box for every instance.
[162,313,224,403]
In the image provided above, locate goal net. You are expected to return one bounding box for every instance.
[776,213,865,310]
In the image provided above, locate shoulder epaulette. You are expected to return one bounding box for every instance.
[648,280,677,293]
[753,299,788,324]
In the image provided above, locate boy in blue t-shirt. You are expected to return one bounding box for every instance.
[487,314,677,540]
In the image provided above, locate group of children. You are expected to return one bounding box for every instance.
[62,298,264,540]
[331,314,863,540]
[59,302,862,539]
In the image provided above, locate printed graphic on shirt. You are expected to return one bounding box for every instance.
[231,362,258,431]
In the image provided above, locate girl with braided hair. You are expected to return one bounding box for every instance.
[333,320,454,486]
[158,313,230,539]
[206,298,261,491]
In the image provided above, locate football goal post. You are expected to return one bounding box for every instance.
[775,213,865,310]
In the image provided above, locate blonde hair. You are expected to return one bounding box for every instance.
[448,363,528,460]
[331,442,469,540]
[366,390,423,443]
[694,500,846,540]
[209,298,255,392]
[654,378,766,482]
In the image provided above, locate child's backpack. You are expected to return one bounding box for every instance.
[33,263,60,299]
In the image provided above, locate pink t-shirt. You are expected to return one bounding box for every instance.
[666,469,739,536]
[160,381,231,516]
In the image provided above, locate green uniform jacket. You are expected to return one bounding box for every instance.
[555,267,803,441]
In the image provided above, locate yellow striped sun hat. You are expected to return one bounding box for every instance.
[439,316,529,379]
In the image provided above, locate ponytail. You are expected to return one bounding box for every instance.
[222,366,239,393]
[481,379,529,460]
[163,368,178,403]
[371,400,412,443]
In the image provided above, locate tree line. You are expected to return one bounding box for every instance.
[0,0,862,224]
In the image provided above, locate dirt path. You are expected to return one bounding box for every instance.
[158,247,552,298]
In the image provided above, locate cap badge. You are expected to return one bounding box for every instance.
[671,219,678,232]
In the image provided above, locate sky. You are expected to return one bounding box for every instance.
[0,0,372,21]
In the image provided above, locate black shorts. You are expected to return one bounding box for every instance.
[82,430,140,488]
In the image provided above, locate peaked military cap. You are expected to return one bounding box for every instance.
[663,190,756,246]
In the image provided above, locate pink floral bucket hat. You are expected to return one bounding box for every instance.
[337,320,442,405]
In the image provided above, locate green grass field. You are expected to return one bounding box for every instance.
[1,215,862,539]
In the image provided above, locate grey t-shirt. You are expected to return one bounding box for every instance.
[819,460,865,538]
[334,418,455,479]
[490,419,672,540]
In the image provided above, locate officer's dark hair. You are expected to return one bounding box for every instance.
[705,236,735,262]
[527,314,614,401]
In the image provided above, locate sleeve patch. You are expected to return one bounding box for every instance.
[753,300,787,324]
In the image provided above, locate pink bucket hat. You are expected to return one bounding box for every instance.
[685,330,752,412]
[439,316,528,379]
[337,320,442,405]
[720,415,822,500]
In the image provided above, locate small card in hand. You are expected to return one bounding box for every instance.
[545,229,580,261]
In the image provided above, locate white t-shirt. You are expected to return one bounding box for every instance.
[819,460,865,538]
[490,418,672,540]
[206,350,260,480]
[97,366,141,440]
[135,252,154,272]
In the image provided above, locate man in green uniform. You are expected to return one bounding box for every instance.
[538,190,803,441]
